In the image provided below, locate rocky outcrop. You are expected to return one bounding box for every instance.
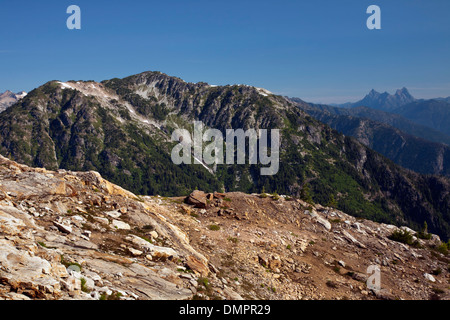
[0,157,449,300]
[171,191,450,300]
[185,190,208,209]
[0,155,214,300]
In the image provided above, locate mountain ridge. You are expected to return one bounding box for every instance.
[293,98,450,146]
[392,99,450,137]
[0,71,449,240]
[291,98,450,177]
[330,88,450,139]
[335,88,416,111]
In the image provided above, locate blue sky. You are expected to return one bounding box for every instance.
[1,0,449,103]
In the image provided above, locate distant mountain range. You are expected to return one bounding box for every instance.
[300,102,450,146]
[292,88,450,177]
[0,90,27,112]
[293,99,450,177]
[327,87,450,139]
[334,87,416,111]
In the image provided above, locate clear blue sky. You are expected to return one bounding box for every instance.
[1,0,449,103]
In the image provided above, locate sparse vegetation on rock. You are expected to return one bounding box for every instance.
[0,155,449,301]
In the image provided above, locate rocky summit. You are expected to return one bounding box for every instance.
[0,154,448,300]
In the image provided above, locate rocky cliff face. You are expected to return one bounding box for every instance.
[0,155,448,300]
[0,154,210,300]
[0,71,449,241]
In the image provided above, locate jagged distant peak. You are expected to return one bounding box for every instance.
[394,87,413,97]
[396,86,409,93]
[0,90,15,98]
[0,90,27,98]
[365,87,411,97]
[346,87,416,111]
[0,89,28,112]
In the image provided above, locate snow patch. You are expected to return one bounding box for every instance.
[15,92,27,99]
[255,87,272,97]
[193,155,214,174]
[58,82,74,90]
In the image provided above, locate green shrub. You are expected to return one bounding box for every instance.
[208,224,220,231]
[100,292,122,300]
[388,229,421,247]
[37,241,47,248]
[60,255,82,270]
[345,271,355,277]
[300,183,313,204]
[326,194,338,208]
[417,222,432,240]
[326,280,338,288]
[227,237,238,244]
[199,277,210,289]
[431,287,445,295]
[333,266,341,274]
[197,277,218,298]
[435,243,449,255]
[329,218,342,224]
[80,278,90,293]
[417,232,432,240]
[431,268,442,276]
[139,236,153,244]
[389,229,412,243]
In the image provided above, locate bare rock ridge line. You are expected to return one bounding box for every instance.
[0,155,448,300]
